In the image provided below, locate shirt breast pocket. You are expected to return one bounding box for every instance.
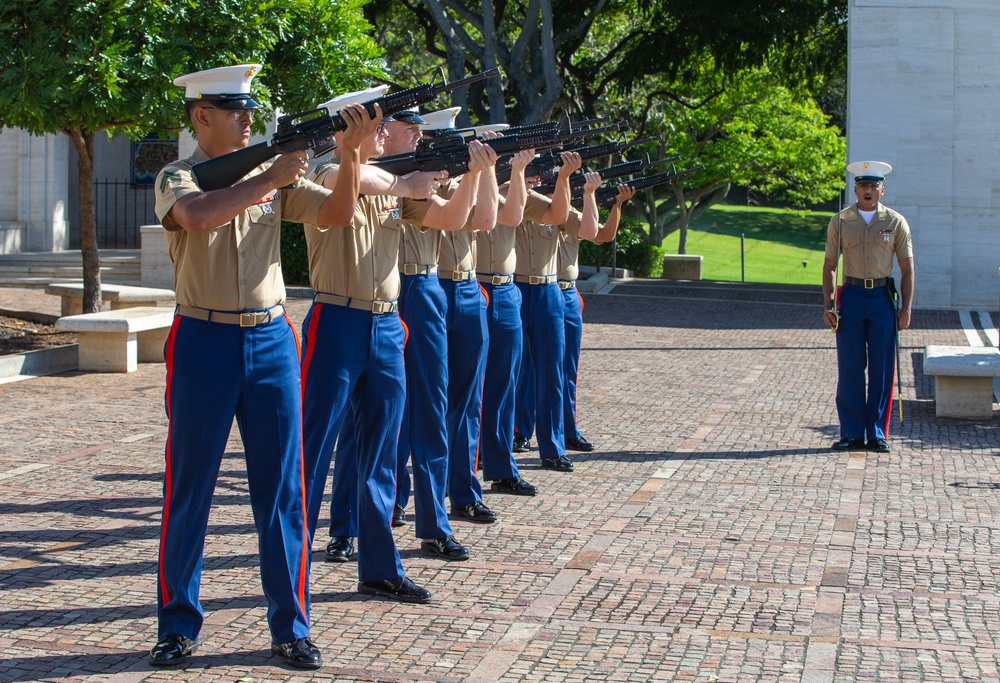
[247,201,279,229]
[378,206,402,232]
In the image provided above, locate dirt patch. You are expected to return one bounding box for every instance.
[0,315,77,355]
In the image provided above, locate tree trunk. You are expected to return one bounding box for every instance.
[66,128,101,313]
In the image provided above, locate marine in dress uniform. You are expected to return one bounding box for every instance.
[300,92,494,599]
[391,107,458,530]
[511,153,598,472]
[419,108,504,525]
[554,181,635,451]
[150,64,369,670]
[477,145,539,495]
[822,161,914,453]
[515,175,631,455]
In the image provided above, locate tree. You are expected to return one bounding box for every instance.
[613,64,845,252]
[364,0,846,126]
[0,0,381,313]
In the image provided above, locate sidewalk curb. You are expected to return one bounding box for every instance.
[0,344,78,382]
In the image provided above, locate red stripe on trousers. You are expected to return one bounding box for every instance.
[158,315,182,605]
[284,312,310,622]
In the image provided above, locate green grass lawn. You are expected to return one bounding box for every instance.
[659,204,832,285]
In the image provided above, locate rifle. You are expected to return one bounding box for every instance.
[493,128,646,184]
[190,68,501,192]
[370,121,627,177]
[533,150,676,195]
[572,165,704,209]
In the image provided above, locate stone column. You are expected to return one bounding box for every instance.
[17,130,71,252]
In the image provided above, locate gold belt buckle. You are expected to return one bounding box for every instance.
[491,275,506,285]
[452,270,467,281]
[529,275,541,285]
[371,300,394,314]
[864,278,874,289]
[239,312,257,327]
[403,264,417,276]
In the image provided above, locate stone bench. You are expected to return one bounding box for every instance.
[45,283,175,316]
[56,307,175,372]
[923,345,1000,418]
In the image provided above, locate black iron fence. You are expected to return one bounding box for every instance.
[91,179,157,249]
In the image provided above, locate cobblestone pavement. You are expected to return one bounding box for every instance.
[1,281,998,683]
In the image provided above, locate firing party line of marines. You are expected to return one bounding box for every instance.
[149,60,915,671]
[149,63,635,669]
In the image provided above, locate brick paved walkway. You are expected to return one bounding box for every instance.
[1,281,998,682]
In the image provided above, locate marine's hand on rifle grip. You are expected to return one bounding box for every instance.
[582,172,602,194]
[511,149,535,171]
[340,103,381,151]
[407,171,446,199]
[264,152,310,189]
[558,152,583,175]
[615,184,636,204]
[467,139,497,172]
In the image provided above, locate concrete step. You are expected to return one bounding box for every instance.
[0,251,141,286]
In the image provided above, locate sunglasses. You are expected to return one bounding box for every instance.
[200,106,257,122]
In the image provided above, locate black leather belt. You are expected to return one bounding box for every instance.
[845,276,889,289]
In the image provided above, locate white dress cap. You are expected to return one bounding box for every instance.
[317,85,390,114]
[173,64,262,101]
[847,160,893,183]
[419,107,463,131]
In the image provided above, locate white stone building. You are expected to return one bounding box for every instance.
[848,0,1000,307]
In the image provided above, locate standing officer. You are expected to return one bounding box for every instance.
[151,64,370,670]
[301,90,495,601]
[822,160,913,453]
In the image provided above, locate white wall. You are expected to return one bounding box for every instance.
[848,0,1000,307]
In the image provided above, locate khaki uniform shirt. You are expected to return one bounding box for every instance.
[154,145,331,311]
[436,178,481,275]
[825,203,913,280]
[514,194,583,277]
[305,159,424,302]
[557,231,581,281]
[398,218,441,270]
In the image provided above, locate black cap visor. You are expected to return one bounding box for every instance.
[854,175,884,185]
[193,93,262,110]
[389,110,426,124]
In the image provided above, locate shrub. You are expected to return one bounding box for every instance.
[280,221,310,286]
[578,217,664,278]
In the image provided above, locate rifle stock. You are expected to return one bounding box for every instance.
[191,68,500,191]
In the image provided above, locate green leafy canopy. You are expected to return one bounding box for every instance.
[0,0,384,141]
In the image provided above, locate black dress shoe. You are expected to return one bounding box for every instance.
[831,438,865,451]
[541,455,574,472]
[421,535,470,561]
[565,435,595,452]
[867,438,890,453]
[271,637,322,669]
[450,500,497,523]
[391,504,406,527]
[512,433,530,453]
[324,536,355,562]
[148,633,197,666]
[358,575,432,603]
[491,476,537,496]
